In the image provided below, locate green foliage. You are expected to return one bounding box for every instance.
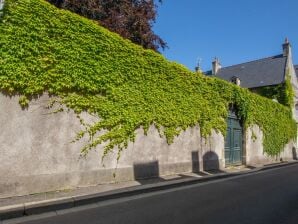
[251,131,257,142]
[253,74,295,108]
[0,0,296,158]
[253,85,284,103]
[283,74,295,108]
[18,95,29,108]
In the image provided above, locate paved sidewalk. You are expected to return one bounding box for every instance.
[0,170,219,207]
[0,164,274,208]
[0,161,296,221]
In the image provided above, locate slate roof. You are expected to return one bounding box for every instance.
[206,54,287,88]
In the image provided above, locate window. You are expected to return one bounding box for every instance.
[230,76,241,86]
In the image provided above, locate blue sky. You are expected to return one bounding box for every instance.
[153,0,298,71]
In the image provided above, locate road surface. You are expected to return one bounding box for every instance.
[9,163,298,224]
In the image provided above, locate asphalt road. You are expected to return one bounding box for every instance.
[11,164,298,224]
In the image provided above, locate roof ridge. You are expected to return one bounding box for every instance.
[220,54,284,70]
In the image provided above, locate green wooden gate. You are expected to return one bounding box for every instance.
[225,110,243,165]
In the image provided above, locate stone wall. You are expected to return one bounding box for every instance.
[286,44,298,121]
[0,93,296,198]
[0,93,224,198]
[245,125,296,166]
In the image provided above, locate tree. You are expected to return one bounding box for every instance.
[47,0,167,51]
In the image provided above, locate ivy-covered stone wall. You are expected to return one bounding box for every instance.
[0,93,295,198]
[0,0,296,159]
[0,93,226,197]
[0,0,297,197]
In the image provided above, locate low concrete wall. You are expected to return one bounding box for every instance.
[0,93,224,198]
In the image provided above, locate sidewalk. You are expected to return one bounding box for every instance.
[0,169,230,207]
[0,161,297,221]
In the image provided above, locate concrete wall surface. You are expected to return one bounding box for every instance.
[0,93,225,198]
[245,125,296,166]
[0,93,296,198]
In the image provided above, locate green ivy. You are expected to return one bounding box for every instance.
[253,85,284,103]
[253,73,294,107]
[283,74,295,108]
[0,0,296,158]
[251,130,257,142]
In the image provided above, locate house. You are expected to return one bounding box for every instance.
[203,39,298,166]
[204,39,298,121]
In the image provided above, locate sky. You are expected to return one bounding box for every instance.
[153,0,298,72]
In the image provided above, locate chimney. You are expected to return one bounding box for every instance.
[195,58,202,73]
[212,57,221,75]
[282,38,291,57]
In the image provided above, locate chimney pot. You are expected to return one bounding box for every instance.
[282,38,291,57]
[212,57,221,75]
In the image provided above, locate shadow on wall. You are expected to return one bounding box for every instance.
[292,147,297,160]
[203,151,219,171]
[133,161,163,184]
[191,151,200,173]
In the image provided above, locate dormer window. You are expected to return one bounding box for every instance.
[231,76,241,86]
